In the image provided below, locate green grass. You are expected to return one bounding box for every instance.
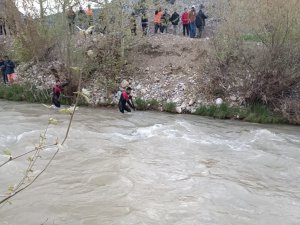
[134,98,160,111]
[162,102,177,113]
[240,34,262,42]
[0,84,71,105]
[194,103,285,124]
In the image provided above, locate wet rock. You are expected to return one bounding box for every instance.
[136,84,142,90]
[176,106,182,113]
[215,98,223,105]
[121,80,129,88]
[189,98,195,106]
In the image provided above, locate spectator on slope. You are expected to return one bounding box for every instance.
[196,4,208,38]
[77,6,86,29]
[154,8,163,34]
[130,12,137,36]
[141,11,149,36]
[169,9,180,35]
[67,7,76,34]
[98,11,108,34]
[160,9,170,33]
[189,5,197,38]
[85,4,93,26]
[181,8,189,36]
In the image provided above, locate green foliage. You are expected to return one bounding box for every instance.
[194,103,238,119]
[134,98,160,111]
[147,99,160,110]
[162,102,177,113]
[240,34,261,42]
[135,98,148,110]
[0,84,70,105]
[244,104,286,124]
[194,103,285,124]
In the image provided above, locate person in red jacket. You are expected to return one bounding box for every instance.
[181,8,189,36]
[118,87,135,113]
[52,79,69,108]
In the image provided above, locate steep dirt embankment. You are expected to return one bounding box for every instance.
[15,34,217,113]
[125,35,214,112]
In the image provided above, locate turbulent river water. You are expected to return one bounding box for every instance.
[0,100,299,225]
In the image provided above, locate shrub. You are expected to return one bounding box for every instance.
[134,98,148,110]
[206,0,300,123]
[147,99,160,110]
[0,84,71,105]
[162,102,176,113]
[134,98,160,111]
[193,103,285,124]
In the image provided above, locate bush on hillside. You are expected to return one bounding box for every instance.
[207,0,300,124]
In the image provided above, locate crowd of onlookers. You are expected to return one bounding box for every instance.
[66,4,208,38]
[131,4,208,38]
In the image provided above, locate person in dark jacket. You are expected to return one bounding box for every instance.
[196,4,208,38]
[169,10,180,34]
[52,79,69,108]
[118,87,135,113]
[0,56,7,84]
[160,9,170,33]
[3,56,15,83]
[130,12,137,36]
[67,7,76,34]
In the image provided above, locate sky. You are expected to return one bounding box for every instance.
[15,0,103,15]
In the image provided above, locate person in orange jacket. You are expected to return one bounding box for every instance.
[154,8,163,34]
[85,4,93,26]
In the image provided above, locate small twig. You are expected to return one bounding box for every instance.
[0,144,57,168]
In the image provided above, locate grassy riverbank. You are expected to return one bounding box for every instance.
[0,84,287,124]
[134,98,287,124]
[0,84,71,105]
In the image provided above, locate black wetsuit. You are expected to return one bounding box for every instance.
[52,81,69,108]
[118,91,135,113]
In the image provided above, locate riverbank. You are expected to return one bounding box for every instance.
[2,34,298,125]
[0,84,286,124]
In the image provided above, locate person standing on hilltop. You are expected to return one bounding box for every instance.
[118,87,135,113]
[189,6,197,38]
[141,11,149,36]
[85,4,93,26]
[181,8,189,36]
[170,9,180,35]
[67,7,76,34]
[196,4,208,38]
[160,9,170,33]
[77,6,86,29]
[130,12,137,36]
[154,8,163,34]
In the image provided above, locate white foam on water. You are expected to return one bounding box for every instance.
[250,129,285,142]
[131,124,164,139]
